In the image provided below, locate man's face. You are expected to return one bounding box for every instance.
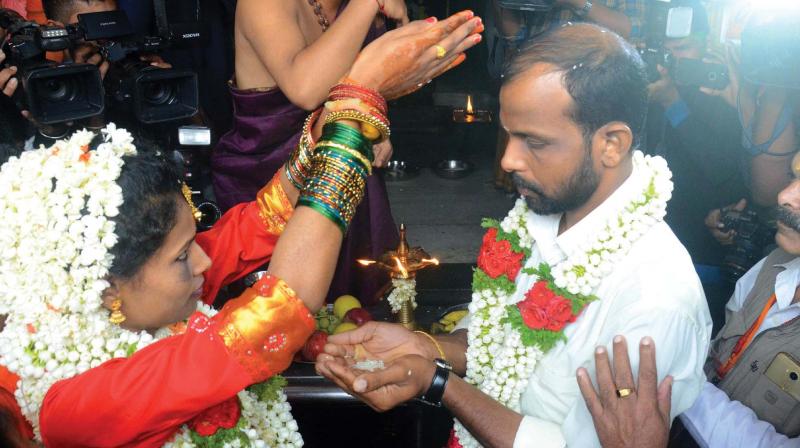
[775,161,800,255]
[66,0,117,25]
[499,64,600,216]
[663,35,704,61]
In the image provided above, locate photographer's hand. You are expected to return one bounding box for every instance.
[705,198,746,246]
[648,65,680,108]
[72,44,110,79]
[0,50,19,97]
[140,54,172,69]
[700,43,752,113]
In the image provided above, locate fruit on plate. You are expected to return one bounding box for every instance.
[314,308,341,334]
[344,308,373,326]
[333,294,361,319]
[333,322,359,334]
[431,309,468,334]
[301,330,328,361]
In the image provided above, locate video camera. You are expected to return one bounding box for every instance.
[0,2,203,125]
[0,8,104,124]
[639,0,694,82]
[720,207,774,284]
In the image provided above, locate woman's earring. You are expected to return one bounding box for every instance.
[109,298,126,324]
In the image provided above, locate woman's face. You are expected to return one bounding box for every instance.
[109,196,212,332]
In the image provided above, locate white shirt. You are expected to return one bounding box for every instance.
[458,163,713,447]
[680,256,800,448]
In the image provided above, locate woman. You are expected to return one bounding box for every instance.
[212,0,418,304]
[0,12,481,446]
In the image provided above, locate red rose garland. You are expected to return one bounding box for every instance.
[188,396,242,437]
[477,228,525,281]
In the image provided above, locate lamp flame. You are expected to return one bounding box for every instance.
[466,95,474,114]
[393,256,409,278]
[422,258,440,266]
[357,259,377,266]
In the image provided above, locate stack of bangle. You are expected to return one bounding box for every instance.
[298,122,373,233]
[285,109,322,190]
[327,82,390,143]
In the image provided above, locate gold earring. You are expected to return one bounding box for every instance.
[109,298,126,324]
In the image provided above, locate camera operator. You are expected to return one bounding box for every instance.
[644,0,748,331]
[1,1,173,146]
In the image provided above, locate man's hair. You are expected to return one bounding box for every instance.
[504,23,648,149]
[42,0,107,23]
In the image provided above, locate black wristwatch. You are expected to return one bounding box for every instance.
[419,358,452,407]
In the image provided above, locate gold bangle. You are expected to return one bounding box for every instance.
[315,140,373,175]
[414,330,446,361]
[324,109,390,143]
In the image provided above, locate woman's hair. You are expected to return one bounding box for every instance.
[108,150,184,279]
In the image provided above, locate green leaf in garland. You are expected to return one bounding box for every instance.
[473,268,517,296]
[247,375,288,403]
[481,218,501,229]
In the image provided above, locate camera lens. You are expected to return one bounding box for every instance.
[39,76,77,102]
[141,80,177,106]
[791,371,799,381]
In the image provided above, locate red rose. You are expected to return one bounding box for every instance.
[188,396,242,437]
[517,281,577,332]
[477,228,524,280]
[447,429,465,448]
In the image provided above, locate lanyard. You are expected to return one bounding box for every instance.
[716,293,777,380]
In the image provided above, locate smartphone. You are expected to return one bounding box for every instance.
[765,352,800,402]
[673,58,729,90]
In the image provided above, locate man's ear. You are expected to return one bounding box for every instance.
[595,121,633,168]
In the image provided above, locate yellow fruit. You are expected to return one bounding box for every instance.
[440,310,468,325]
[333,295,361,319]
[333,322,359,334]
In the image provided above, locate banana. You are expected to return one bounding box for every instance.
[439,310,468,325]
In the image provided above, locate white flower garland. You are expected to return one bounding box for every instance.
[386,278,417,313]
[453,152,672,447]
[0,126,302,447]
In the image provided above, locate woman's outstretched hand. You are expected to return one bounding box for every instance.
[348,11,483,100]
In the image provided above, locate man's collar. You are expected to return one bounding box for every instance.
[523,162,640,265]
[773,257,800,309]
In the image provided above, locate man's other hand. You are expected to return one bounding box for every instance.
[576,336,672,448]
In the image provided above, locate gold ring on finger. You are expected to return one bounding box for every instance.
[616,387,634,398]
[434,45,447,60]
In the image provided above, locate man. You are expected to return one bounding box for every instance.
[644,0,746,329]
[317,23,711,447]
[488,0,643,190]
[580,156,800,448]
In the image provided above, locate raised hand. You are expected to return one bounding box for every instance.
[576,336,673,448]
[347,10,484,100]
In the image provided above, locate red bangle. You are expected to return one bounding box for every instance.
[329,83,388,116]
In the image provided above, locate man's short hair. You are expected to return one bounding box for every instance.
[42,0,107,23]
[504,23,648,149]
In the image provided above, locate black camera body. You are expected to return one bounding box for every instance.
[1,6,201,124]
[1,11,104,124]
[639,47,672,83]
[720,208,773,283]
